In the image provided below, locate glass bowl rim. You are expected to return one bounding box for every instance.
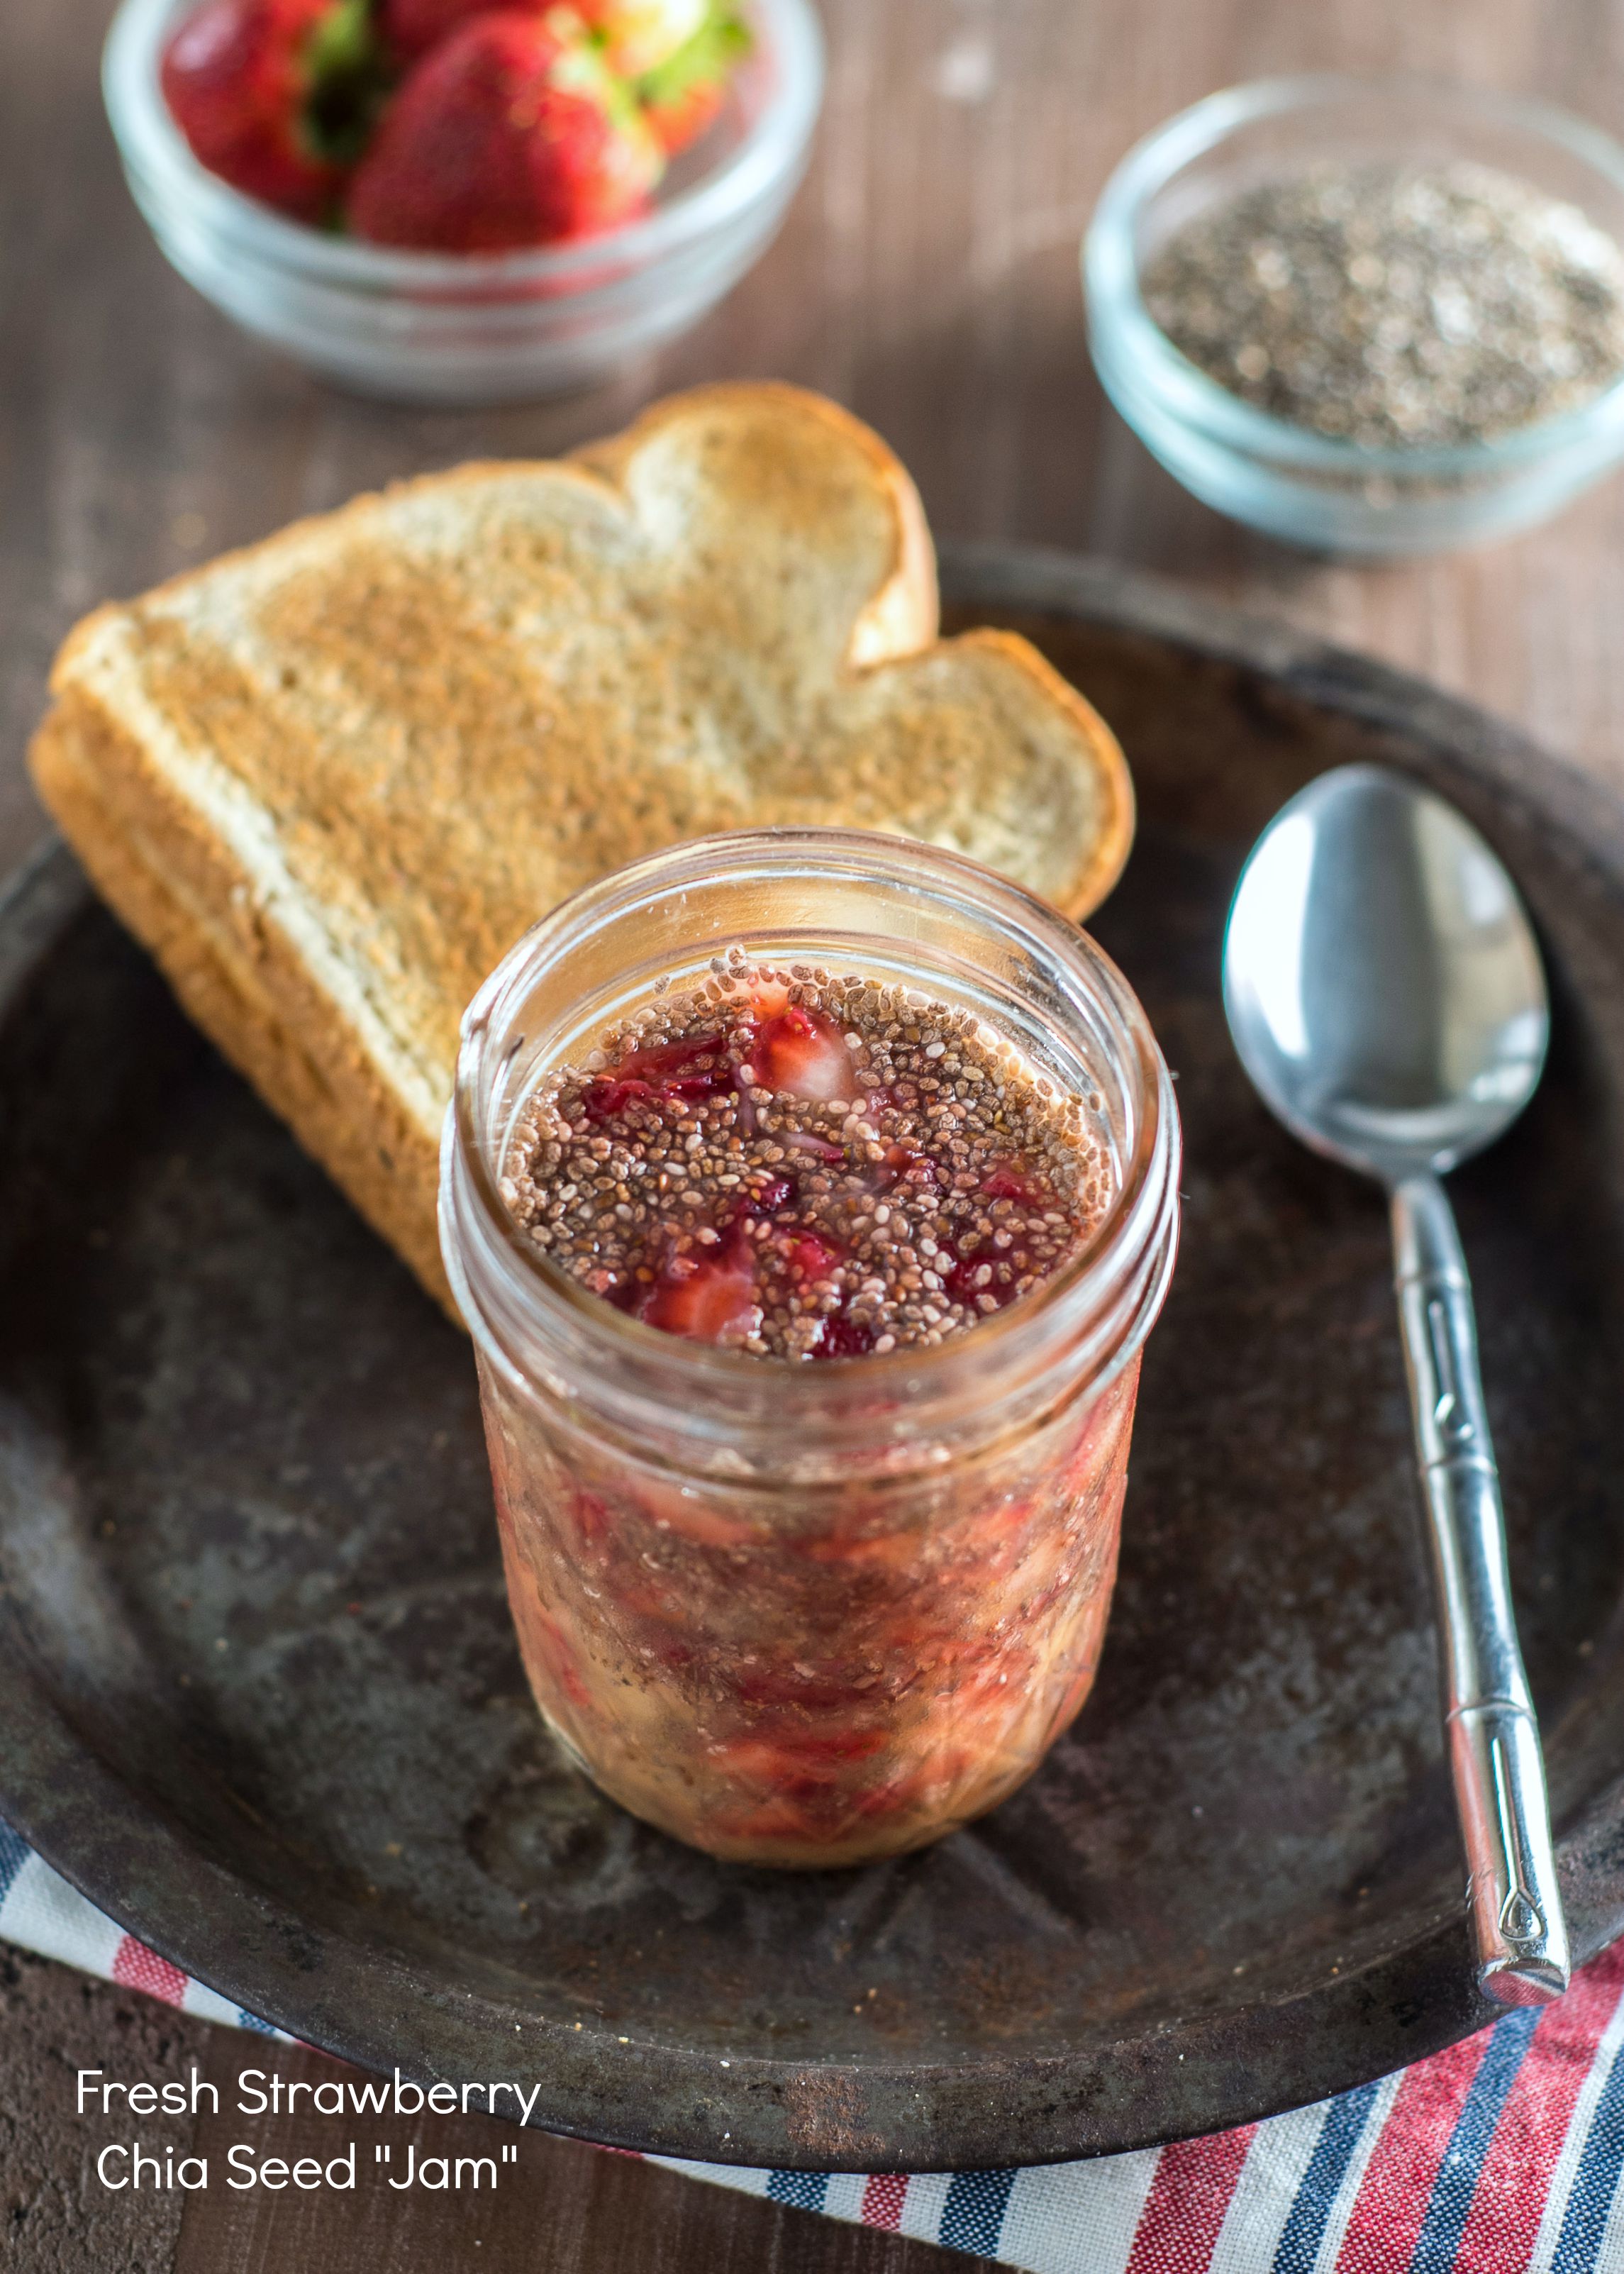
[1084,70,1624,479]
[104,0,825,292]
[447,826,1179,1406]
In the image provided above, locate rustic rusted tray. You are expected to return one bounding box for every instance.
[4,549,1624,2173]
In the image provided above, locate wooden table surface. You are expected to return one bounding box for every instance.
[7,0,1624,2266]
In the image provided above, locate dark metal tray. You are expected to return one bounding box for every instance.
[4,548,1624,2173]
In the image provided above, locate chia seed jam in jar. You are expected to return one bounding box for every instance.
[440,829,1179,1868]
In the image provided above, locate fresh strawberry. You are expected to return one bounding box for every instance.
[747,1006,854,1103]
[162,0,384,222]
[636,1231,760,1346]
[379,0,746,160]
[377,0,495,63]
[347,12,664,252]
[642,74,725,156]
[577,0,707,78]
[377,0,706,76]
[623,1,750,153]
[379,0,576,62]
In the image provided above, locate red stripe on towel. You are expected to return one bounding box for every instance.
[111,1934,189,2009]
[1126,2125,1257,2273]
[861,2175,908,2229]
[1336,2030,1490,2274]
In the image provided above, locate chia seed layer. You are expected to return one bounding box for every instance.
[500,948,1109,1360]
[1143,160,1624,449]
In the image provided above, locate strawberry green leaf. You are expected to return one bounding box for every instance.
[637,2,751,107]
[301,0,395,167]
[305,0,377,79]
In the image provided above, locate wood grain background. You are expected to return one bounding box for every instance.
[6,0,1624,2265]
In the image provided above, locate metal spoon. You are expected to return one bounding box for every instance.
[1223,762,1569,2006]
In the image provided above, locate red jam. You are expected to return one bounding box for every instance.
[483,954,1136,1866]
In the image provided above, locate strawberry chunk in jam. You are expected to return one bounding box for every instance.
[635,1228,762,1345]
[748,1005,854,1102]
[979,1163,1042,1204]
[581,1031,735,1121]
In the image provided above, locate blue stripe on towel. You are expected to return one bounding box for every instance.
[1411,2006,1541,2274]
[0,1818,30,1904]
[1272,2078,1383,2273]
[940,2168,1019,2256]
[767,2170,831,2212]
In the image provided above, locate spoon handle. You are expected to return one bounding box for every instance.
[1391,1173,1569,2005]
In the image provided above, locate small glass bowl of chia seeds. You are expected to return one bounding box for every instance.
[1084,75,1624,554]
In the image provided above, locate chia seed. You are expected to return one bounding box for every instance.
[1142,159,1624,448]
[501,961,1110,1362]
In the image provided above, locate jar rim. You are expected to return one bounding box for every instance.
[443,827,1179,1443]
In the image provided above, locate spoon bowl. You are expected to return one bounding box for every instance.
[1223,764,1549,1181]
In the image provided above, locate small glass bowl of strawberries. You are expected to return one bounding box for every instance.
[104,0,823,402]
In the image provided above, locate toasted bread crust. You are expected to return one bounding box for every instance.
[31,692,452,1310]
[569,382,942,670]
[947,628,1135,918]
[31,384,1133,1308]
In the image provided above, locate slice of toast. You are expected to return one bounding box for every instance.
[30,383,1133,1310]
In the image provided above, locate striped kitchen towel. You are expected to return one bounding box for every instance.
[6,1819,1624,2272]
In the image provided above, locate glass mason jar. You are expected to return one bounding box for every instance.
[440,828,1179,1869]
